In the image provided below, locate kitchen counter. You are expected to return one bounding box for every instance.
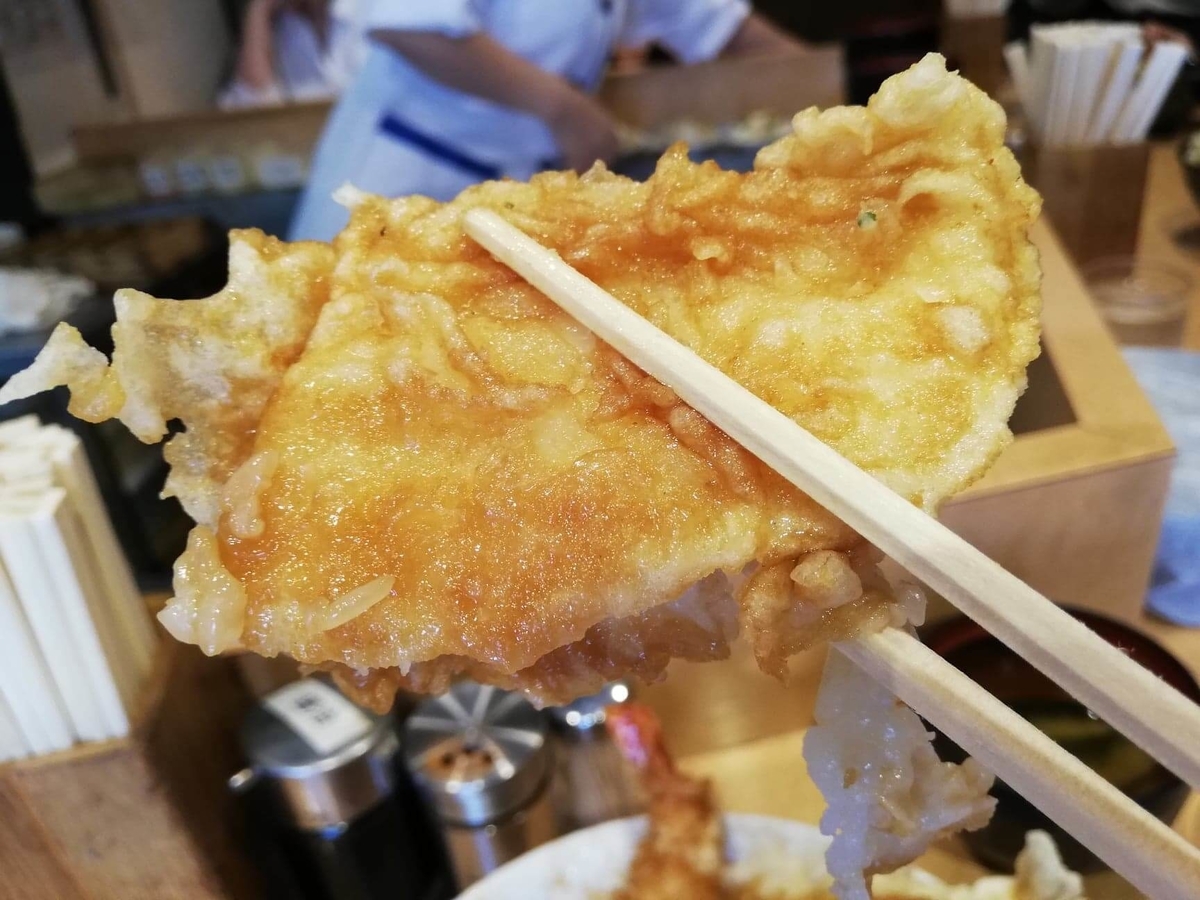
[642,140,1200,890]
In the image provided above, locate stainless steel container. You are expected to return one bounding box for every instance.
[403,682,554,888]
[229,677,399,833]
[229,677,454,900]
[546,680,631,733]
[547,682,644,830]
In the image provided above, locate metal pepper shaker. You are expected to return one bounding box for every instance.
[402,682,555,889]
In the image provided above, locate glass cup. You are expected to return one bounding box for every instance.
[1082,256,1193,347]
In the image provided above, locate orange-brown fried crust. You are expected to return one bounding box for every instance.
[0,55,1040,708]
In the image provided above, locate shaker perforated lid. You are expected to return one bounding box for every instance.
[240,678,387,778]
[232,677,400,830]
[403,682,550,827]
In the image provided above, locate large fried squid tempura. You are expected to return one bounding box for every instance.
[0,54,1040,710]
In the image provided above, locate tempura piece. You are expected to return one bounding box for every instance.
[1011,831,1085,900]
[607,703,726,900]
[1,231,334,531]
[0,54,1041,706]
[804,652,997,900]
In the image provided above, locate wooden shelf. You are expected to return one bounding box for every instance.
[72,102,333,165]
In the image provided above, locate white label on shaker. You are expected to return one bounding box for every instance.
[265,678,372,755]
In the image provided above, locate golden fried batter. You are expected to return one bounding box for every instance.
[0,55,1040,707]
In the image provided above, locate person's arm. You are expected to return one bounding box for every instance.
[371,30,618,171]
[235,0,283,91]
[719,12,808,57]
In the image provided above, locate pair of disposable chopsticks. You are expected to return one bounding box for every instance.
[463,209,1200,900]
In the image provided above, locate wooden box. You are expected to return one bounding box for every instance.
[73,102,334,168]
[938,220,1175,623]
[0,642,260,900]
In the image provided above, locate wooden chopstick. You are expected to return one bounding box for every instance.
[1087,38,1143,145]
[463,207,1200,789]
[464,208,1200,897]
[840,630,1200,899]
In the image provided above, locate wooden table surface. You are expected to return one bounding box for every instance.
[642,141,1200,894]
[1140,142,1200,352]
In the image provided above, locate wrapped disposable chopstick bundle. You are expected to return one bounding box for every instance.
[31,426,156,679]
[0,693,27,761]
[0,550,72,759]
[0,416,158,760]
[1007,21,1187,147]
[0,490,127,742]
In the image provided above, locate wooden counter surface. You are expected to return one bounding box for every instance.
[642,141,1200,892]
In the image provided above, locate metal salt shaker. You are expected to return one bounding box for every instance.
[547,681,644,831]
[402,682,555,889]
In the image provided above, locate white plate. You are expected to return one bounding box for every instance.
[459,813,831,899]
[459,814,1024,900]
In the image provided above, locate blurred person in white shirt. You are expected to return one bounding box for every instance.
[288,0,804,241]
[221,0,368,108]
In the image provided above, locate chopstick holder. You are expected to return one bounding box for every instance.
[0,491,126,741]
